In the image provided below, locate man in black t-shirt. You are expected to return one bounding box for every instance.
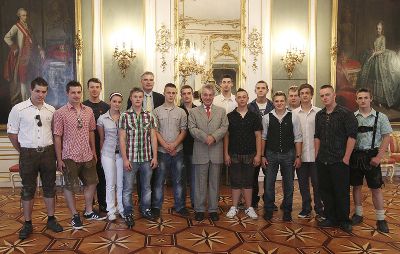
[83,78,110,213]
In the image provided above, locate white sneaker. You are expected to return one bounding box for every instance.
[108,213,116,221]
[245,207,258,219]
[226,206,238,218]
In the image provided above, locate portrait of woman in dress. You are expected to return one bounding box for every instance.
[358,21,400,108]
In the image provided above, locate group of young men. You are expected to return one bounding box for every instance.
[7,71,391,240]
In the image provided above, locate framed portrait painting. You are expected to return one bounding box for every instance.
[334,0,400,124]
[0,0,82,129]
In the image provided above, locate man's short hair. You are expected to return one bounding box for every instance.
[288,85,298,94]
[220,74,233,82]
[164,83,176,91]
[256,80,269,90]
[236,88,248,95]
[31,77,48,90]
[129,87,144,98]
[200,83,216,95]
[87,78,102,88]
[298,83,314,96]
[66,81,82,93]
[356,87,373,97]
[141,71,154,79]
[180,85,193,93]
[320,84,335,92]
[272,91,287,100]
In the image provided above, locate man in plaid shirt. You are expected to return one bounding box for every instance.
[119,87,158,228]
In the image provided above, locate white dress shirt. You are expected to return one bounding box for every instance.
[292,105,321,162]
[213,93,237,114]
[7,99,55,148]
[261,109,303,143]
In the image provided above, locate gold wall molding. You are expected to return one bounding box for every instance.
[74,30,83,64]
[74,0,83,84]
[156,24,172,72]
[213,43,239,63]
[330,37,338,62]
[248,28,262,71]
[179,16,240,29]
[330,0,338,87]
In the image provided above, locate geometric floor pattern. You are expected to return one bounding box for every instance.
[0,179,400,253]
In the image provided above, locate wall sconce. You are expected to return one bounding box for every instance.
[113,42,136,78]
[281,47,305,79]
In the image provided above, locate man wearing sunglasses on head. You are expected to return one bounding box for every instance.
[54,81,106,230]
[7,77,63,240]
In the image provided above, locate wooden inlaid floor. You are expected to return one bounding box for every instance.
[0,179,400,253]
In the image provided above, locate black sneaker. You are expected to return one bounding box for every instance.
[298,210,311,219]
[152,208,161,218]
[209,212,219,221]
[283,211,292,222]
[71,214,83,229]
[315,211,326,221]
[195,212,205,221]
[141,209,155,220]
[124,214,135,228]
[317,219,337,228]
[19,222,33,240]
[376,220,389,233]
[83,211,107,221]
[177,208,190,217]
[351,214,363,225]
[47,219,63,233]
[339,222,352,233]
[263,210,273,221]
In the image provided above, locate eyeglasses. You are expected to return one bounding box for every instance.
[35,115,42,127]
[77,117,83,129]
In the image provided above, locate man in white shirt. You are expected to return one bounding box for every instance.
[292,83,324,220]
[7,77,63,240]
[214,74,237,114]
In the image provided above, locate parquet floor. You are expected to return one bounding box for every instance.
[0,179,400,253]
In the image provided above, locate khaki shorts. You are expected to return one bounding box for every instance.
[63,159,98,193]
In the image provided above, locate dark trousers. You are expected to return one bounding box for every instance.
[317,161,350,223]
[96,159,107,209]
[296,162,323,213]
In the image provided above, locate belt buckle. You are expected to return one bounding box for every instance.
[36,146,45,153]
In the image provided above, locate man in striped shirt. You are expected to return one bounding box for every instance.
[119,87,158,228]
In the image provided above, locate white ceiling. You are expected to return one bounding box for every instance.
[181,0,240,20]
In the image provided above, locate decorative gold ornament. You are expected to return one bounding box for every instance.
[178,39,206,85]
[330,37,338,62]
[281,47,305,79]
[248,28,262,71]
[74,30,83,63]
[113,43,136,78]
[156,24,172,72]
[213,43,239,63]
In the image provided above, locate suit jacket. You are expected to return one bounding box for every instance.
[188,104,228,164]
[126,91,165,110]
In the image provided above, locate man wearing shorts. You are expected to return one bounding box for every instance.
[8,77,63,239]
[54,81,106,230]
[350,88,391,233]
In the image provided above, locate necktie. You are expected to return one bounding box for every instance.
[206,106,211,118]
[146,94,152,112]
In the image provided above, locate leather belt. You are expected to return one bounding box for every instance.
[20,145,53,153]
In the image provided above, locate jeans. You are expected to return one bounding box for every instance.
[296,162,323,214]
[153,151,186,211]
[101,154,124,216]
[122,161,153,215]
[264,150,295,212]
[183,154,195,206]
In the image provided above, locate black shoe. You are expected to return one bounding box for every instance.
[351,214,363,225]
[19,223,33,240]
[124,214,135,228]
[83,211,106,221]
[141,209,155,220]
[47,219,63,233]
[273,204,278,211]
[209,212,219,221]
[376,220,389,233]
[315,211,326,221]
[152,208,161,218]
[195,212,205,221]
[298,210,311,219]
[317,219,337,228]
[177,208,190,217]
[339,222,352,233]
[71,214,83,230]
[99,205,108,213]
[283,211,292,222]
[263,210,273,221]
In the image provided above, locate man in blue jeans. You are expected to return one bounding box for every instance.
[152,83,189,217]
[261,91,302,222]
[119,87,158,228]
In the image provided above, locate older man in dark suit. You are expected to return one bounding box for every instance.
[189,83,229,222]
